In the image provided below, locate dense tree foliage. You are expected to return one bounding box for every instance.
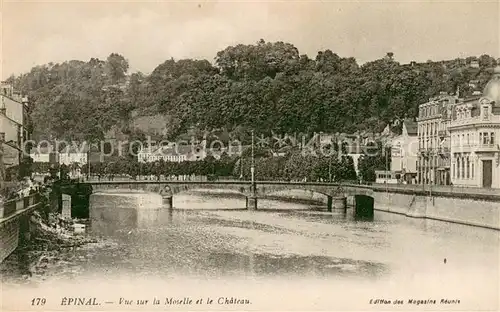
[357,141,391,182]
[8,41,498,145]
[30,153,357,183]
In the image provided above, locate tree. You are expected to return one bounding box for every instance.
[11,41,496,155]
[18,156,34,179]
[357,141,389,182]
[105,53,129,84]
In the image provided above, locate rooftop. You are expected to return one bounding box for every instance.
[30,144,93,154]
[403,120,418,136]
[143,144,204,156]
[482,66,500,105]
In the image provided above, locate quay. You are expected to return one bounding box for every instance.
[86,179,500,230]
[0,193,43,262]
[1,180,499,264]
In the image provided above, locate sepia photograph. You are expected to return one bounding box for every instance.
[0,0,499,311]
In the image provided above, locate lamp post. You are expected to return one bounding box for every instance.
[251,130,255,195]
[328,156,332,182]
[239,157,243,180]
[87,148,91,181]
[385,145,389,193]
[422,151,427,192]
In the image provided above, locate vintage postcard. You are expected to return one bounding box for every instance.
[1,0,499,311]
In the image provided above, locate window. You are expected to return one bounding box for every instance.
[471,162,474,179]
[482,106,489,120]
[483,132,489,145]
[456,157,460,179]
[461,157,465,179]
[466,157,470,179]
[491,132,495,145]
[452,162,456,179]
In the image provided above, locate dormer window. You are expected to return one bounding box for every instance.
[482,105,490,120]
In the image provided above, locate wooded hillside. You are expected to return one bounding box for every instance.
[8,40,498,143]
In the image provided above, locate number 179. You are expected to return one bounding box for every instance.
[31,298,46,306]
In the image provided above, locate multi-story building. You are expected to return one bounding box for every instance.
[138,142,207,163]
[391,120,418,184]
[0,82,28,168]
[29,145,89,166]
[448,66,500,188]
[417,92,459,185]
[29,146,51,163]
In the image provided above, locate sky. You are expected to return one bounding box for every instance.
[1,0,499,79]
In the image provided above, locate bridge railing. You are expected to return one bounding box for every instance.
[82,174,212,182]
[0,193,41,220]
[84,178,500,198]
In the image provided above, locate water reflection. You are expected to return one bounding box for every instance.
[2,189,498,311]
[84,190,393,279]
[90,207,175,236]
[4,189,498,292]
[90,191,175,236]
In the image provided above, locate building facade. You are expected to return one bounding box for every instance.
[391,120,418,183]
[138,143,206,163]
[29,145,89,166]
[0,83,28,168]
[416,93,458,185]
[448,66,500,188]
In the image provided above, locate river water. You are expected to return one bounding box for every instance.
[2,189,499,311]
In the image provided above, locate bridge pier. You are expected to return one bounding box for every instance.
[246,196,258,210]
[62,194,71,219]
[328,196,347,212]
[353,195,374,220]
[162,196,173,209]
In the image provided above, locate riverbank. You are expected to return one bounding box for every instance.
[0,211,100,284]
[247,189,500,230]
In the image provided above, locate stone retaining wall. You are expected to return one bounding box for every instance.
[373,191,500,230]
[0,218,19,263]
[0,194,43,263]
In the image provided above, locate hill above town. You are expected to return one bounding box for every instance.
[7,40,498,144]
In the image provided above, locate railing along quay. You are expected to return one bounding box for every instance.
[0,193,42,222]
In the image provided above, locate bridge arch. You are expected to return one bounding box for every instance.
[81,181,375,214]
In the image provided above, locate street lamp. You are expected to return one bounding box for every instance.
[251,130,255,194]
[87,148,91,181]
[239,158,243,180]
[385,145,389,193]
[328,156,332,182]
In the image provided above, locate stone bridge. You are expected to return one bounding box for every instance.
[62,179,500,230]
[82,180,375,212]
